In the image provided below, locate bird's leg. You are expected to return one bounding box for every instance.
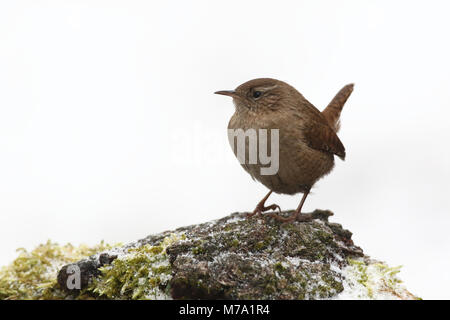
[247,190,282,218]
[269,189,311,222]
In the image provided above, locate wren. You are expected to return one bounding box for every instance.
[215,78,354,222]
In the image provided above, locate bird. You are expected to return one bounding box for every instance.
[215,78,354,222]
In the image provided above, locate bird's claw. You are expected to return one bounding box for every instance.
[247,203,282,218]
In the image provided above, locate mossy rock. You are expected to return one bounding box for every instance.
[0,210,418,300]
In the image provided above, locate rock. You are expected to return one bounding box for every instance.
[0,241,114,300]
[52,210,417,300]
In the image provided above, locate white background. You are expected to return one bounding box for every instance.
[1,0,449,299]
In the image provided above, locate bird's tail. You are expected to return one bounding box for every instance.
[322,83,354,132]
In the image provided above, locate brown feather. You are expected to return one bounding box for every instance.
[322,83,354,132]
[304,120,346,160]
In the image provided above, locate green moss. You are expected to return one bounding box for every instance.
[274,262,286,273]
[254,241,266,251]
[192,245,206,255]
[223,223,236,232]
[373,263,402,287]
[348,258,369,284]
[319,271,344,298]
[314,230,334,244]
[89,233,184,300]
[230,239,240,248]
[347,258,408,299]
[0,240,113,300]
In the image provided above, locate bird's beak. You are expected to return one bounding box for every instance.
[214,90,237,97]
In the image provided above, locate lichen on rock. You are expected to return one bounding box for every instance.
[0,210,418,300]
[165,210,359,300]
[89,233,185,299]
[335,258,416,300]
[0,240,113,300]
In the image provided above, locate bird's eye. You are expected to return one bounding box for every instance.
[252,91,262,99]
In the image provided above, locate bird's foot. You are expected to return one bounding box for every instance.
[247,203,282,218]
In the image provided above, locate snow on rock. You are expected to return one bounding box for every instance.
[1,210,418,300]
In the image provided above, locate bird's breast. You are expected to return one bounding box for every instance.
[227,112,335,194]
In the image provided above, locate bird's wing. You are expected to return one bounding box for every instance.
[303,120,346,160]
